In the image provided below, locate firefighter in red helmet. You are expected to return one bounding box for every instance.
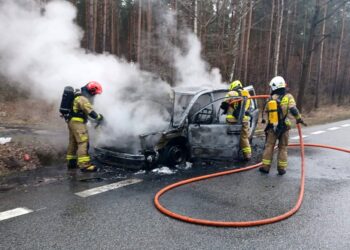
[66,81,104,172]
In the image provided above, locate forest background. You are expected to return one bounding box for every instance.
[47,0,350,111]
[54,0,350,112]
[1,0,350,113]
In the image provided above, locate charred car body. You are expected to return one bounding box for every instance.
[95,86,259,169]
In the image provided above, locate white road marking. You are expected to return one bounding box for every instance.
[36,207,47,212]
[75,179,142,198]
[328,127,340,131]
[0,207,33,221]
[341,124,350,127]
[290,135,308,140]
[311,130,326,135]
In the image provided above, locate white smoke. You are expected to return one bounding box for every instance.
[156,8,225,89]
[0,0,172,148]
[174,33,224,89]
[0,0,225,151]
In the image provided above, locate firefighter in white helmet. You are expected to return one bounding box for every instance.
[259,76,305,175]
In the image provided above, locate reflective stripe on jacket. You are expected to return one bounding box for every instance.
[265,93,300,126]
[71,96,94,123]
[225,90,251,122]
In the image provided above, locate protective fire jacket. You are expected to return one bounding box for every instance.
[265,93,301,127]
[225,89,251,122]
[71,95,96,123]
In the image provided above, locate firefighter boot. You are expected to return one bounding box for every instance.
[80,165,98,173]
[259,165,270,174]
[277,167,286,175]
[243,153,252,161]
[67,159,78,169]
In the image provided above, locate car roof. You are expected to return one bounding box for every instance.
[173,86,227,95]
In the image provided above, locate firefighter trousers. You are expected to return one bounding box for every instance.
[66,120,92,169]
[240,121,251,158]
[227,119,251,158]
[262,129,289,170]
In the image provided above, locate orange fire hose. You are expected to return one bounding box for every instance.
[154,95,350,227]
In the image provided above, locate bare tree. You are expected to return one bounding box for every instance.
[273,0,284,76]
[282,0,291,77]
[146,0,152,69]
[137,0,142,63]
[102,0,108,52]
[229,0,244,81]
[238,1,248,80]
[297,0,321,112]
[88,0,95,51]
[194,0,198,36]
[297,0,349,112]
[110,0,116,54]
[333,7,345,101]
[315,1,328,109]
[244,0,253,84]
[266,0,275,81]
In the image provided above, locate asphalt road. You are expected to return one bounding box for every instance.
[1,119,350,250]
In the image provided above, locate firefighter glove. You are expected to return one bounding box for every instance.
[95,114,104,129]
[296,118,307,126]
[97,114,104,122]
[220,102,229,114]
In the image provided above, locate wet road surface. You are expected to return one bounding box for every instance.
[0,120,350,249]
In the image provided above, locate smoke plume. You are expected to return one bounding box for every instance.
[174,33,223,88]
[0,0,225,151]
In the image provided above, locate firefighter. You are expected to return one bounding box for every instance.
[66,81,104,172]
[259,76,305,175]
[220,80,252,161]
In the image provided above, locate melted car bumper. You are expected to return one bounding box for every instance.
[94,147,146,169]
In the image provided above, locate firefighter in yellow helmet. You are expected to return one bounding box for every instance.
[220,80,252,161]
[259,76,305,175]
[66,81,104,172]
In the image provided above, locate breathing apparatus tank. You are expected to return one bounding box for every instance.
[241,89,249,97]
[268,99,279,126]
[59,86,75,120]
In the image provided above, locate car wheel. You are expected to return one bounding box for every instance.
[164,143,187,167]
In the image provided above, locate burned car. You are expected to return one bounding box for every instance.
[95,86,259,169]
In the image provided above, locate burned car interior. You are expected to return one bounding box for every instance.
[95,86,259,169]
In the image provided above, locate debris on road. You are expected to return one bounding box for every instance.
[0,141,40,176]
[23,154,31,161]
[151,166,177,175]
[0,137,11,144]
[0,138,65,176]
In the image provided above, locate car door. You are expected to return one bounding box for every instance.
[187,92,243,160]
[244,86,259,139]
